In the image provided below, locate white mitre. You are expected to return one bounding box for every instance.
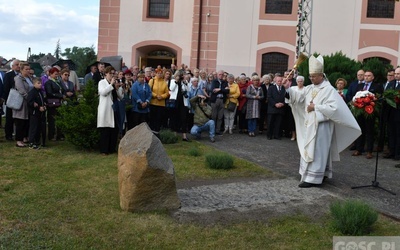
[309,55,324,74]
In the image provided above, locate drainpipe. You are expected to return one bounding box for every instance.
[196,0,203,68]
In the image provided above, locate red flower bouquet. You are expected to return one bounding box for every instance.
[351,91,379,118]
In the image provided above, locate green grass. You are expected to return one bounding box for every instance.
[0,126,399,249]
[164,141,273,180]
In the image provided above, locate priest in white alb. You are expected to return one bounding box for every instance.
[283,55,361,188]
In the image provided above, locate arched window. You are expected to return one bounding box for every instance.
[367,0,394,18]
[363,56,391,65]
[261,52,289,76]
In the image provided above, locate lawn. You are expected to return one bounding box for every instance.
[0,130,399,249]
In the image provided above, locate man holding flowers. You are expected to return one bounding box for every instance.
[351,70,383,159]
[386,67,400,160]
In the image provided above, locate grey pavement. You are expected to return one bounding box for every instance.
[174,131,400,223]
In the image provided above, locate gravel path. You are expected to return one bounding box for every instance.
[173,132,400,224]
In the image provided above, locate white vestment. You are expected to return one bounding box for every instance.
[288,80,361,184]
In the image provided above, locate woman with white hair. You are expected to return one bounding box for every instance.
[223,74,240,134]
[287,75,305,141]
[245,75,264,136]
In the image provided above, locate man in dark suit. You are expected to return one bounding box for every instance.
[3,59,20,140]
[352,70,383,159]
[0,70,4,128]
[92,62,105,85]
[346,69,365,150]
[259,74,272,134]
[210,70,229,135]
[377,69,395,153]
[385,67,400,159]
[346,69,365,103]
[282,70,298,138]
[267,76,286,140]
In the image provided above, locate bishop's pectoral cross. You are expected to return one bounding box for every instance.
[307,89,319,113]
[310,89,318,104]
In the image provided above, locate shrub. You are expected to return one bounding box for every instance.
[205,153,234,170]
[188,147,201,157]
[56,79,99,149]
[330,199,378,236]
[159,129,178,144]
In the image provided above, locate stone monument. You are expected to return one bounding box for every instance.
[118,123,180,212]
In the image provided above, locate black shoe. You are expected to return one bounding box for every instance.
[215,132,223,136]
[350,145,356,150]
[274,137,281,140]
[298,182,317,188]
[383,153,394,159]
[6,137,13,141]
[29,144,40,150]
[182,138,191,142]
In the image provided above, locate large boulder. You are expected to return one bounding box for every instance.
[118,123,180,212]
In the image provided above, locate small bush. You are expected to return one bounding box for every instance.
[205,153,234,170]
[330,199,378,236]
[188,147,201,157]
[56,79,99,149]
[159,129,178,144]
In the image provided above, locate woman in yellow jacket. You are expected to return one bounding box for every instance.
[149,68,169,134]
[223,74,240,134]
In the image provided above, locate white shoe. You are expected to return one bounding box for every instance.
[223,128,228,134]
[229,129,233,134]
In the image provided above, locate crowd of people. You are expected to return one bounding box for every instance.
[1,59,77,149]
[2,58,400,186]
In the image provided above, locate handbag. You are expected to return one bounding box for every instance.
[47,98,61,108]
[6,88,24,110]
[166,99,176,108]
[227,101,236,112]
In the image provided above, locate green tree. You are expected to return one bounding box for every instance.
[62,45,97,77]
[297,51,362,87]
[362,57,391,84]
[54,39,62,59]
[323,51,362,86]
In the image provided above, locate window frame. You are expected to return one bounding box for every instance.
[143,0,174,22]
[366,0,395,19]
[261,52,289,76]
[147,0,170,19]
[265,0,293,15]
